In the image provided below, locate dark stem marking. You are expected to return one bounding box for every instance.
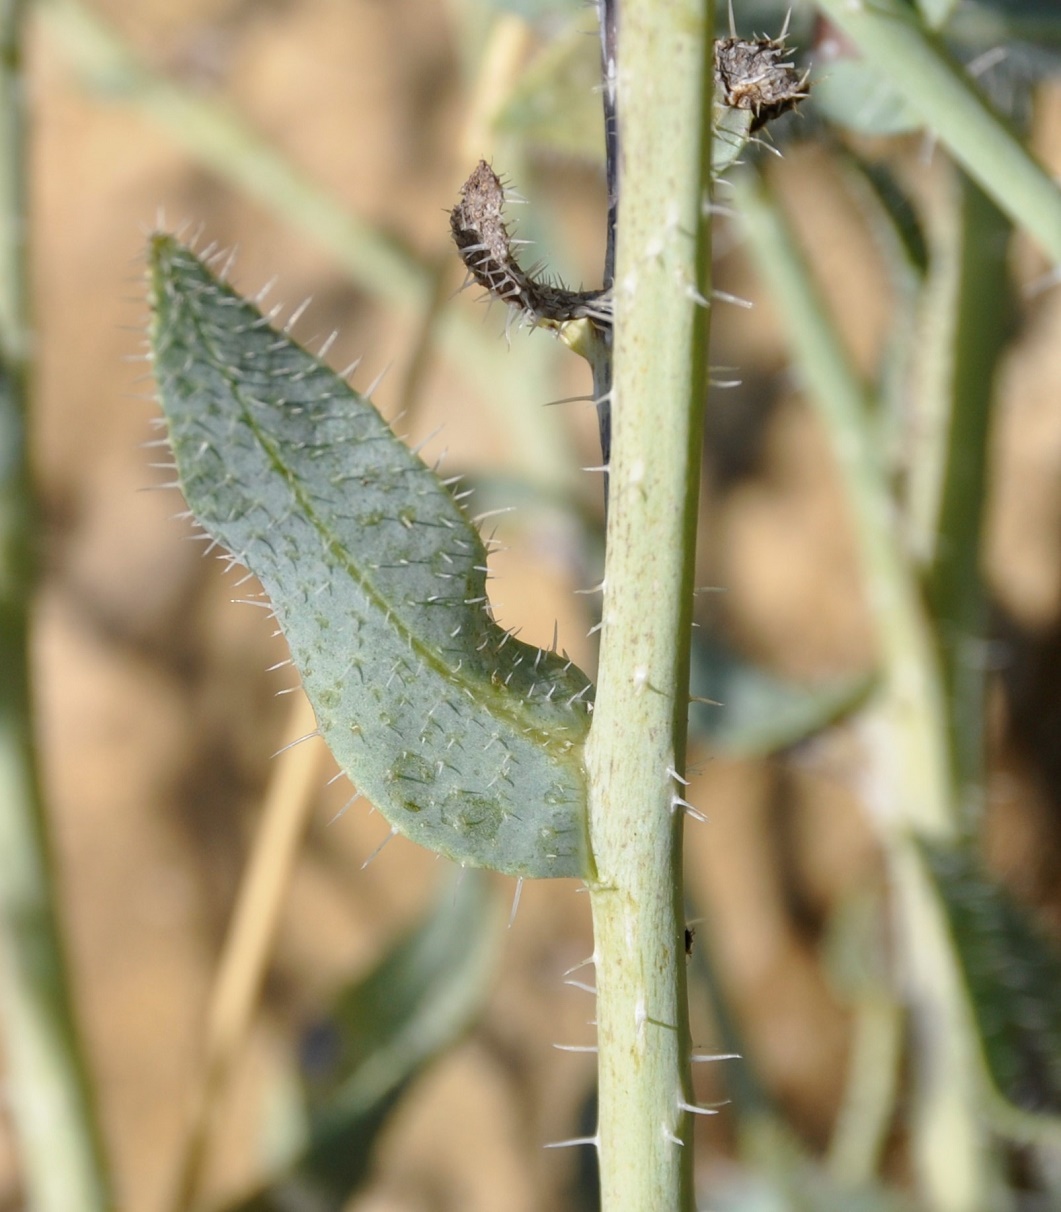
[596,0,618,481]
[448,20,809,506]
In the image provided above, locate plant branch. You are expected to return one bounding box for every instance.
[733,167,1004,1212]
[587,1,714,1208]
[814,0,1061,267]
[0,1,112,1207]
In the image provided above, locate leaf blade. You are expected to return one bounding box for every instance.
[149,236,593,879]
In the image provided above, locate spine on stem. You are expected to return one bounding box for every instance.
[586,2,715,1209]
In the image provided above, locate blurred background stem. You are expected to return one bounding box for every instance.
[814,0,1061,266]
[734,168,1005,1212]
[164,695,323,1212]
[0,1,113,1208]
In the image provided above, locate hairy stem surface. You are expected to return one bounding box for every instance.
[587,2,714,1209]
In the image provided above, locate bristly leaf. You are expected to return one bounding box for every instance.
[924,843,1061,1114]
[148,235,594,880]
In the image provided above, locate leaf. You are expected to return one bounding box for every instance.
[689,633,873,757]
[494,13,605,161]
[148,236,594,880]
[923,843,1061,1114]
[811,59,922,136]
[227,870,502,1211]
[718,1114,915,1212]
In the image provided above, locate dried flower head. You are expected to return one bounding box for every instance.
[714,35,808,132]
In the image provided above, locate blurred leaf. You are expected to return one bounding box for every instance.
[950,0,1061,51]
[923,844,1061,1115]
[495,13,604,160]
[226,870,502,1211]
[833,156,927,468]
[848,163,929,281]
[917,0,961,32]
[813,0,1061,267]
[713,1114,914,1212]
[812,14,1059,137]
[811,60,921,136]
[304,872,500,1112]
[689,634,873,757]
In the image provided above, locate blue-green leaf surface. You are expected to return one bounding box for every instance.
[689,634,873,757]
[149,236,593,879]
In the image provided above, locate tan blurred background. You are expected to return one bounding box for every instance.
[6,0,1061,1208]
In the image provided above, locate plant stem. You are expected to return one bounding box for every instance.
[814,0,1061,267]
[733,169,953,840]
[0,2,112,1208]
[734,169,1004,1212]
[593,0,617,474]
[586,1,713,1208]
[165,695,322,1212]
[923,175,1010,825]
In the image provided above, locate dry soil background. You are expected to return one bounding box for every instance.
[4,1,1061,1210]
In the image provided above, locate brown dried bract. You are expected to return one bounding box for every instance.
[449,161,515,301]
[450,160,611,328]
[714,36,808,133]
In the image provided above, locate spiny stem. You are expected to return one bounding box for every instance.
[586,0,714,1208]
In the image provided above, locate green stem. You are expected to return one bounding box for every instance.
[923,176,1010,826]
[0,2,112,1208]
[734,169,953,839]
[586,2,713,1209]
[814,0,1061,267]
[734,169,1005,1212]
[826,994,904,1184]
